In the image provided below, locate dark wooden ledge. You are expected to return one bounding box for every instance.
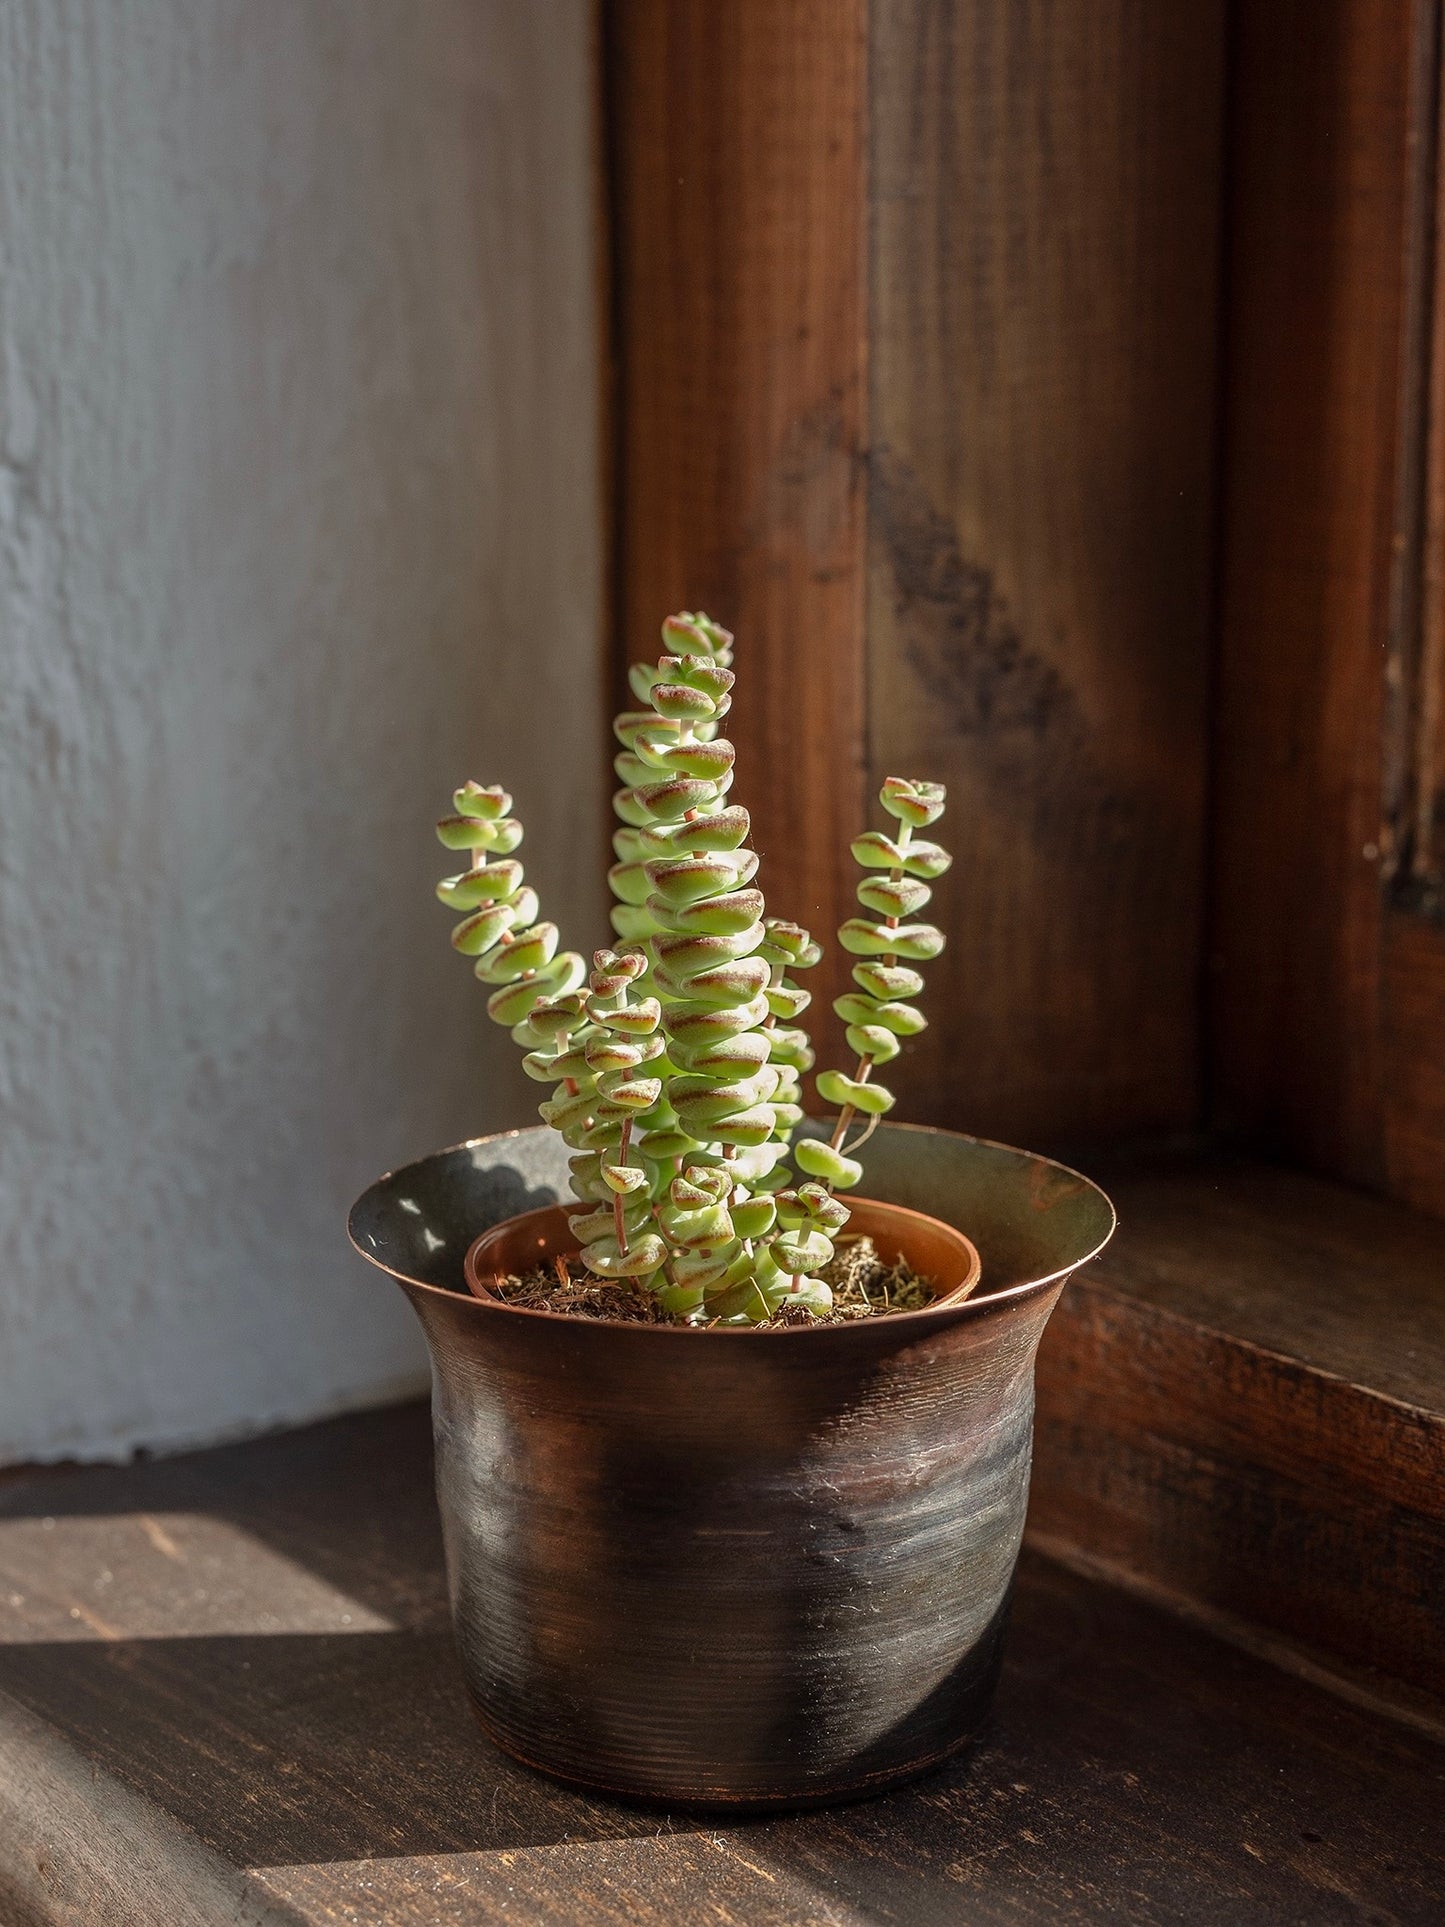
[1032,1147,1445,1721]
[1,1400,1443,1924]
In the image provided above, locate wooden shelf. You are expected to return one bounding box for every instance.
[1,1398,1443,1924]
[1032,1148,1445,1720]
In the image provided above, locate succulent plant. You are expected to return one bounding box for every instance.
[436,614,950,1324]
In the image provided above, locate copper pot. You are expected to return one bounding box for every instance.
[464,1195,983,1310]
[349,1121,1114,1808]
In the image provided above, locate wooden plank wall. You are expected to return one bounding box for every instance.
[1211,0,1445,1218]
[608,3,1227,1146]
[867,1,1226,1144]
[605,0,869,1064]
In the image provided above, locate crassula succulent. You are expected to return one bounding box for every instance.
[436,612,950,1325]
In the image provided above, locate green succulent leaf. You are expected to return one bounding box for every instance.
[757,919,822,969]
[583,1233,667,1278]
[604,997,662,1037]
[730,1194,777,1239]
[837,918,945,961]
[484,952,584,1026]
[614,749,654,787]
[764,981,812,1021]
[669,658,734,699]
[666,1029,772,1074]
[436,860,524,909]
[661,612,733,658]
[568,1153,606,1199]
[844,1023,902,1064]
[473,922,560,982]
[772,1229,835,1274]
[436,814,502,851]
[585,1037,644,1074]
[879,776,946,827]
[654,1281,707,1319]
[653,955,771,1007]
[849,831,952,879]
[783,1277,834,1314]
[645,853,757,906]
[505,886,540,932]
[595,1076,663,1112]
[649,681,719,722]
[515,992,586,1042]
[453,782,512,820]
[832,992,926,1035]
[539,1088,596,1133]
[521,1048,569,1083]
[899,839,952,880]
[856,875,932,919]
[612,787,654,828]
[703,1273,774,1322]
[671,1249,733,1292]
[661,1201,735,1249]
[793,1139,865,1188]
[766,1026,815,1072]
[638,805,751,854]
[601,1163,649,1195]
[609,903,661,940]
[592,945,647,987]
[648,887,764,936]
[627,660,660,704]
[670,1069,777,1129]
[634,1126,694,1162]
[815,1069,896,1115]
[709,1104,778,1147]
[662,989,771,1049]
[640,737,736,783]
[852,960,925,1000]
[631,776,724,821]
[849,830,903,870]
[450,904,515,954]
[607,860,654,906]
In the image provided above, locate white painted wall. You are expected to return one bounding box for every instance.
[0,2,605,1462]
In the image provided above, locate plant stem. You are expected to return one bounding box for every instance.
[614,1116,633,1254]
[829,1057,873,1149]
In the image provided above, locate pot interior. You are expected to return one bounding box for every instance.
[350,1122,1114,1306]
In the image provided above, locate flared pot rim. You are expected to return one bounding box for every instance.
[347,1120,1117,1338]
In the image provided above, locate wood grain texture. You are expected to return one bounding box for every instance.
[1383,913,1445,1204]
[1211,0,1445,1217]
[1033,1149,1445,1711]
[1414,24,1445,899]
[866,1,1225,1145]
[2,1403,1444,1924]
[606,0,868,1055]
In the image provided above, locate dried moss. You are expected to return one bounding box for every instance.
[486,1233,933,1327]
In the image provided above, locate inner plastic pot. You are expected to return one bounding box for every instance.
[349,1120,1115,1809]
[464,1195,984,1313]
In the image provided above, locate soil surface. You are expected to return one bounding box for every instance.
[487,1233,935,1326]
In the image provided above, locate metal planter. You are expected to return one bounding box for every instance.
[349,1121,1114,1808]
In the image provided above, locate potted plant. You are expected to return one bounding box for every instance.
[350,612,1114,1808]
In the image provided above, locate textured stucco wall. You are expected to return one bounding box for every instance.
[0,2,604,1461]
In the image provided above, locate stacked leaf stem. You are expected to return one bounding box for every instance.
[801,778,951,1191]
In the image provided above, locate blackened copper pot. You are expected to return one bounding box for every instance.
[349,1121,1114,1809]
